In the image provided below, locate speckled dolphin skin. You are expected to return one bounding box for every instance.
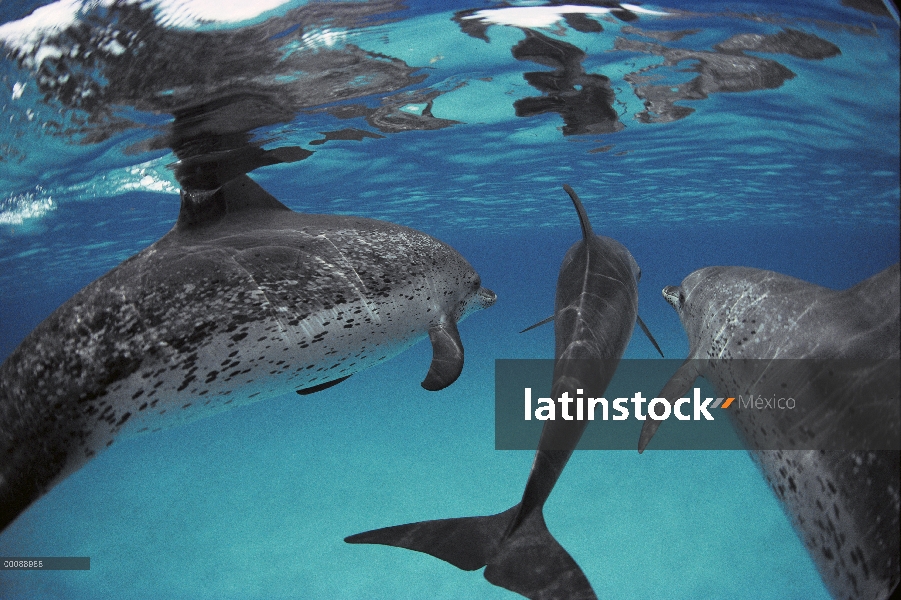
[0,174,496,533]
[639,264,900,600]
[347,184,652,600]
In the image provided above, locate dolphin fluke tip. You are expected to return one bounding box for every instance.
[347,505,598,600]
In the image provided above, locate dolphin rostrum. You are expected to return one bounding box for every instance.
[0,174,496,532]
[347,184,653,599]
[638,264,900,600]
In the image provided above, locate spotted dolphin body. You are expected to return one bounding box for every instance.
[639,264,900,600]
[0,175,496,532]
[348,185,651,600]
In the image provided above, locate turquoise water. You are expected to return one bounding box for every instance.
[0,1,898,598]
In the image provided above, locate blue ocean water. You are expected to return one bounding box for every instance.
[0,1,898,599]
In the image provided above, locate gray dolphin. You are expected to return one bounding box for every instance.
[347,184,654,600]
[638,264,900,600]
[0,174,496,532]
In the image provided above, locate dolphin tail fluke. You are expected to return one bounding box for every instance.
[346,506,517,571]
[484,508,598,600]
[346,505,597,600]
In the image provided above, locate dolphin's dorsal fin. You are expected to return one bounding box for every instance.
[220,174,291,214]
[562,184,594,240]
[177,175,290,230]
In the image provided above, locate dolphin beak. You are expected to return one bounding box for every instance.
[477,287,497,309]
[662,286,682,310]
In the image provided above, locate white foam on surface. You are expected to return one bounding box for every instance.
[0,187,55,225]
[68,157,179,198]
[462,4,668,28]
[150,0,300,28]
[0,0,300,56]
[0,0,86,55]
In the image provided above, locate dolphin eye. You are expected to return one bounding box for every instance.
[636,267,642,282]
[679,291,685,305]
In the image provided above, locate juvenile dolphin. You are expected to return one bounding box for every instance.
[0,174,496,532]
[347,184,653,600]
[638,264,900,600]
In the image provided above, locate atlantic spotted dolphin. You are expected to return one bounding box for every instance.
[0,174,496,532]
[348,184,657,600]
[638,264,900,600]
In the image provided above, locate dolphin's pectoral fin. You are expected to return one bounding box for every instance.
[636,315,664,358]
[296,375,352,395]
[520,315,554,333]
[638,359,699,453]
[421,318,464,391]
[346,504,597,600]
